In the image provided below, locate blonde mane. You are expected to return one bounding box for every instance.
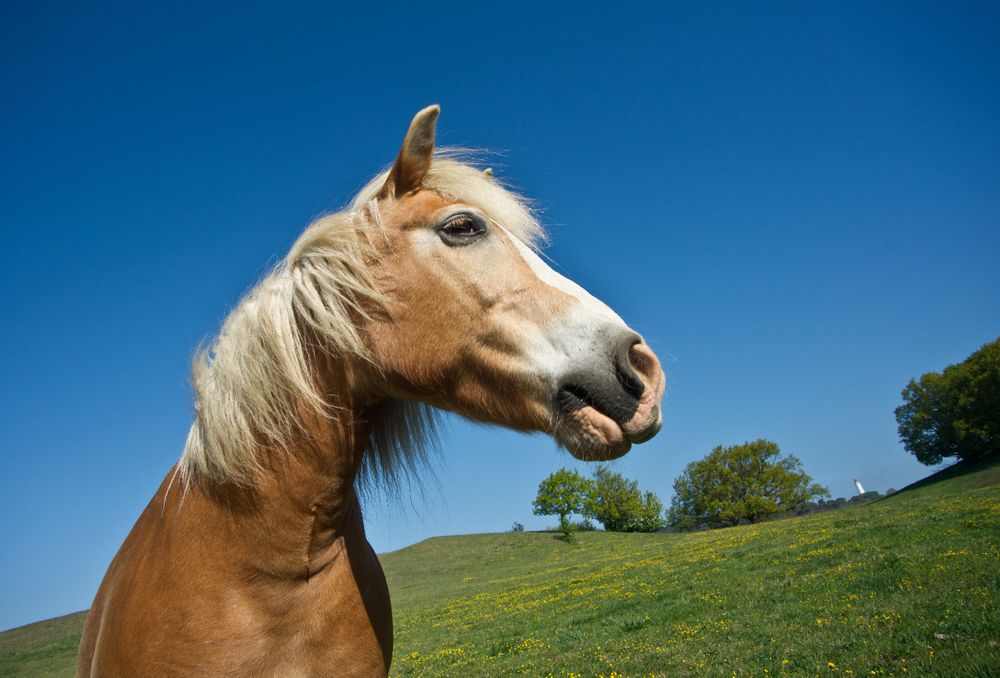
[179,155,543,489]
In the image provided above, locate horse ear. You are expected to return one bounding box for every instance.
[380,105,440,199]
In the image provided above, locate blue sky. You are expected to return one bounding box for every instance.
[1,2,998,631]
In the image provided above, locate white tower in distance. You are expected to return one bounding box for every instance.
[853,478,866,496]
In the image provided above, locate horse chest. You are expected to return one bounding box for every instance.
[161,537,389,675]
[242,573,390,677]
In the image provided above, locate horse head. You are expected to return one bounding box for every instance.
[356,106,665,461]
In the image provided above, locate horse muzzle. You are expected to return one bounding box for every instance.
[553,331,665,460]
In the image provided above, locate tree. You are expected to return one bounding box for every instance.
[584,465,665,532]
[532,468,594,540]
[895,337,1000,465]
[668,439,828,529]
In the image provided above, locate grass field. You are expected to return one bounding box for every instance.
[2,457,998,677]
[0,612,86,678]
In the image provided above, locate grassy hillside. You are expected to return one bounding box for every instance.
[0,612,85,678]
[382,457,999,677]
[3,457,998,677]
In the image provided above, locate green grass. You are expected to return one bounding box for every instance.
[3,457,998,677]
[384,456,1000,677]
[0,612,85,678]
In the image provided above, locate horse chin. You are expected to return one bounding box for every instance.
[556,406,633,461]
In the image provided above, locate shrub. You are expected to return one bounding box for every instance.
[532,468,594,543]
[896,337,1000,465]
[585,465,665,532]
[668,439,828,529]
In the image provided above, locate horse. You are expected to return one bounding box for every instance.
[77,105,666,677]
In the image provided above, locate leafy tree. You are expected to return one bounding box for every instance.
[532,468,594,541]
[895,337,1000,465]
[668,439,828,529]
[584,465,665,532]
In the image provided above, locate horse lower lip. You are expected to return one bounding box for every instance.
[625,423,658,444]
[623,407,661,444]
[556,404,629,456]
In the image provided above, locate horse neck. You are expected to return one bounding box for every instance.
[189,353,376,579]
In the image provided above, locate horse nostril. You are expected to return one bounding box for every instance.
[628,344,647,373]
[615,362,645,400]
[614,341,645,400]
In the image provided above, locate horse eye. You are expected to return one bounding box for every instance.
[438,214,487,245]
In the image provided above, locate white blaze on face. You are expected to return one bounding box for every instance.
[503,228,625,325]
[499,226,630,386]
